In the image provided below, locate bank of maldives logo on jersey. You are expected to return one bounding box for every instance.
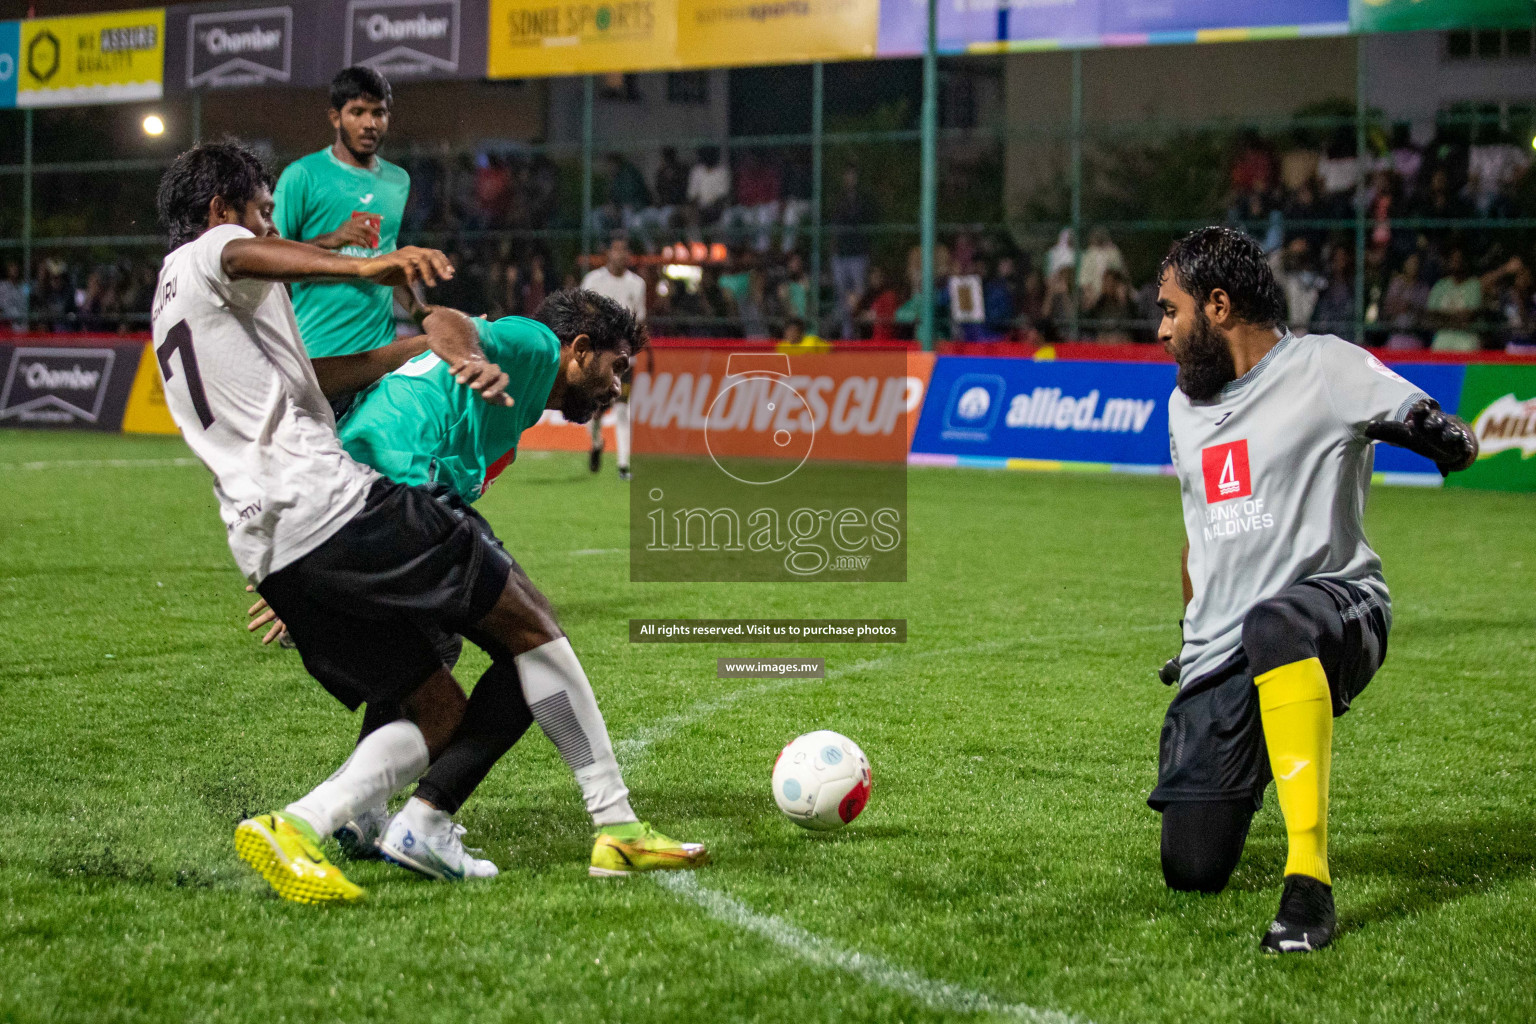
[1201,439,1251,503]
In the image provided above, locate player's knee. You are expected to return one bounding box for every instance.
[1241,597,1315,676]
[1161,836,1239,894]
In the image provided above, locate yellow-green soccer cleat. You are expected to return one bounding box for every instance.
[235,811,365,905]
[589,821,710,877]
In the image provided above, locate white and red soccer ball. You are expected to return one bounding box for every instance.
[772,730,872,831]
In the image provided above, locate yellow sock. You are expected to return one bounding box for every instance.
[1254,657,1332,885]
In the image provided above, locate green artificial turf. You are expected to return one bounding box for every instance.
[0,428,1532,1024]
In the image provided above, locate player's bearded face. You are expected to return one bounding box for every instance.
[1173,305,1237,402]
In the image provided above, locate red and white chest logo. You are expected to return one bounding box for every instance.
[1201,440,1252,503]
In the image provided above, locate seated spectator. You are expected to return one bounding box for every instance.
[829,166,874,339]
[1381,253,1429,351]
[1078,227,1126,311]
[593,152,652,245]
[983,257,1019,338]
[687,146,731,231]
[652,147,689,225]
[475,154,512,228]
[724,149,783,253]
[1424,246,1483,352]
[1040,264,1076,342]
[1311,246,1356,339]
[1271,237,1324,335]
[776,252,810,323]
[1467,130,1531,217]
[779,148,813,254]
[1482,255,1536,353]
[856,265,900,341]
[1,260,29,331]
[1087,268,1138,344]
[781,317,806,346]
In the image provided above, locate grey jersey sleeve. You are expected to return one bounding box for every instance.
[1319,339,1431,440]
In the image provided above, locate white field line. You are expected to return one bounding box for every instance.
[2,457,202,470]
[569,548,625,556]
[617,626,1165,767]
[623,627,1162,1024]
[654,872,1089,1024]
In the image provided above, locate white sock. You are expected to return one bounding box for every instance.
[285,720,429,837]
[614,401,631,470]
[515,637,636,827]
[589,414,603,450]
[395,795,448,834]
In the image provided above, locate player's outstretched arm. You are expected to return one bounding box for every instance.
[311,336,431,400]
[221,235,453,290]
[418,305,514,407]
[1363,399,1479,476]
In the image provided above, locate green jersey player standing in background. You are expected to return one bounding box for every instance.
[274,66,411,361]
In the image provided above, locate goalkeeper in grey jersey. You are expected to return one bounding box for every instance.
[1149,228,1478,954]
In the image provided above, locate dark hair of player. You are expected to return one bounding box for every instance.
[156,140,275,250]
[537,288,648,355]
[330,66,392,110]
[1159,226,1286,329]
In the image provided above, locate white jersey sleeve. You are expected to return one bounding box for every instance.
[1317,338,1432,440]
[151,224,377,583]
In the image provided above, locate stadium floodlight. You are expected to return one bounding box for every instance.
[142,114,165,137]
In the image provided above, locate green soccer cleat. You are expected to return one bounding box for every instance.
[235,811,365,905]
[589,821,710,877]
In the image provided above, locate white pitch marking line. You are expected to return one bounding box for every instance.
[654,872,1090,1024]
[2,457,202,470]
[623,627,1162,1024]
[618,625,1166,767]
[569,548,624,556]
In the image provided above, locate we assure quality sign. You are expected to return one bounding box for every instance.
[13,8,164,108]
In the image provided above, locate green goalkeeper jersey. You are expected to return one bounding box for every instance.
[337,316,561,503]
[273,147,410,357]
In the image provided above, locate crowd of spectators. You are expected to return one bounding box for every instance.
[6,125,1533,352]
[0,257,160,335]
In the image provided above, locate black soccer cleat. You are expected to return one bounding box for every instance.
[589,447,602,473]
[618,466,632,482]
[1261,874,1336,954]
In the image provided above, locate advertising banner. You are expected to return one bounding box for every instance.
[166,0,485,93]
[0,22,18,108]
[15,8,165,108]
[1350,0,1535,34]
[1448,364,1536,492]
[628,349,925,583]
[487,0,675,76]
[0,342,145,430]
[165,3,308,91]
[676,0,878,67]
[343,0,487,81]
[877,0,1348,57]
[1369,362,1464,479]
[910,357,1176,467]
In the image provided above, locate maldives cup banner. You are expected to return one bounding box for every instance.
[629,349,929,582]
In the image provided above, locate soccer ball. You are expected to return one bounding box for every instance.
[772,730,872,831]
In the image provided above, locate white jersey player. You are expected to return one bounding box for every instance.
[581,236,646,480]
[1148,227,1478,953]
[151,143,705,902]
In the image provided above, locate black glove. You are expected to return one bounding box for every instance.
[1158,619,1183,686]
[1363,399,1479,477]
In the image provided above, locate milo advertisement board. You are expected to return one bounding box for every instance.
[1448,365,1536,492]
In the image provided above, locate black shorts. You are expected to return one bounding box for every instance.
[1148,578,1388,812]
[258,480,513,711]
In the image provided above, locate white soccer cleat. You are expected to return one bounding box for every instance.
[377,798,498,881]
[334,803,390,861]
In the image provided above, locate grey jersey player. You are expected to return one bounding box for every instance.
[1147,227,1477,954]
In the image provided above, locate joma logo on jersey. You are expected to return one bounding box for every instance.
[1201,440,1252,503]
